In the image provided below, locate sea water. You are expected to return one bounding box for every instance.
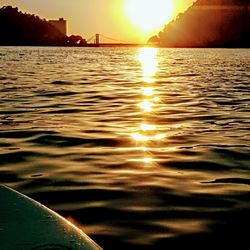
[0,47,249,249]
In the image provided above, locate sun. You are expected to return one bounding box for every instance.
[125,0,174,33]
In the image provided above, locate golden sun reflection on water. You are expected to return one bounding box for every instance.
[131,132,166,142]
[138,100,154,112]
[138,47,158,83]
[130,47,165,165]
[142,87,154,97]
[140,123,156,131]
[143,158,154,164]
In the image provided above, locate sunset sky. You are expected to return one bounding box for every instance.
[1,0,195,43]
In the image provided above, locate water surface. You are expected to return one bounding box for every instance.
[0,47,250,249]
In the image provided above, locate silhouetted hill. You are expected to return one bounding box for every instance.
[0,6,87,46]
[150,0,249,47]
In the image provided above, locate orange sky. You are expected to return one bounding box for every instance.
[1,0,195,43]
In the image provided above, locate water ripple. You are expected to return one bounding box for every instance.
[0,47,249,249]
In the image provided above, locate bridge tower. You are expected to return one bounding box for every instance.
[95,34,100,46]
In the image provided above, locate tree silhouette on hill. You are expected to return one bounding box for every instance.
[149,0,249,47]
[0,6,87,46]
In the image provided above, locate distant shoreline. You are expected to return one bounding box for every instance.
[0,44,145,48]
[0,44,249,48]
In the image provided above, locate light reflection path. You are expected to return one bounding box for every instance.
[130,47,165,166]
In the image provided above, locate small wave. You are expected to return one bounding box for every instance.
[51,80,74,85]
[0,76,17,81]
[29,188,130,205]
[0,130,55,139]
[0,171,24,183]
[162,160,231,171]
[44,108,84,114]
[36,91,78,97]
[202,178,250,186]
[0,150,49,165]
[29,134,121,147]
[212,148,250,161]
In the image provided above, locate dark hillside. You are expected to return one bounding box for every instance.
[0,6,86,46]
[150,0,249,47]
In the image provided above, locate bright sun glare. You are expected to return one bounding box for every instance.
[126,0,174,33]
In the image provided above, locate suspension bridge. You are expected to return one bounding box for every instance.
[85,33,144,47]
